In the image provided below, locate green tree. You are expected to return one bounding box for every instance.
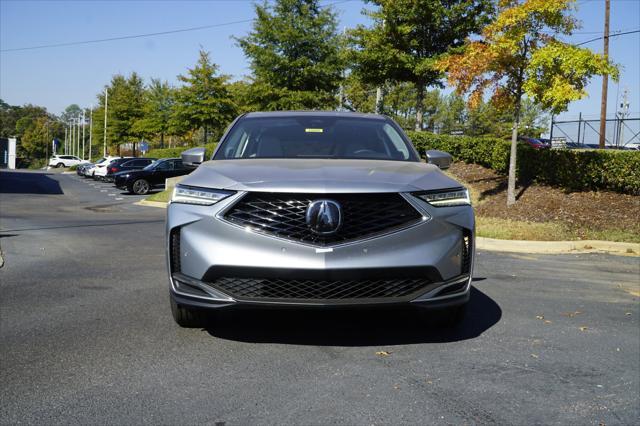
[60,104,82,125]
[237,0,345,110]
[349,0,493,131]
[89,74,146,156]
[173,50,236,144]
[438,0,618,205]
[133,79,175,148]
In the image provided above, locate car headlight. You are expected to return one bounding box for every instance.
[414,188,471,207]
[171,185,235,206]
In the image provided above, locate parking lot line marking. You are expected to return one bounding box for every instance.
[115,198,124,200]
[100,190,107,192]
[108,194,116,196]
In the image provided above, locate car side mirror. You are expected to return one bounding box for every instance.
[181,147,206,168]
[425,150,452,170]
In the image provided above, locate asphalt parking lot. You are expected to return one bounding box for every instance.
[1,169,639,424]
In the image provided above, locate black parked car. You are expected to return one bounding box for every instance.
[104,157,157,182]
[113,158,192,195]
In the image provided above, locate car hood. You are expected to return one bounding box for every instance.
[180,159,463,193]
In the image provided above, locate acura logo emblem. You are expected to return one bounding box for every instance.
[305,199,342,235]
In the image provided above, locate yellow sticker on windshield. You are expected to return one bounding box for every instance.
[305,128,324,133]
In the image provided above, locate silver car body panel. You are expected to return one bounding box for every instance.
[166,112,475,308]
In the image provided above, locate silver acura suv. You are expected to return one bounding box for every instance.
[167,112,474,327]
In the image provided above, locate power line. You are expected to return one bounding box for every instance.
[574,28,640,46]
[0,0,356,53]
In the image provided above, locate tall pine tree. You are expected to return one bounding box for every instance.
[237,0,345,110]
[173,50,236,144]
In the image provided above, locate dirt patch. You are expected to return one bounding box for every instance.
[448,162,640,241]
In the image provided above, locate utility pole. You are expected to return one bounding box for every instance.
[89,106,93,161]
[81,109,86,160]
[598,0,610,149]
[103,88,108,157]
[64,127,68,155]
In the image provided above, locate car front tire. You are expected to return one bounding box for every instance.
[130,179,150,195]
[170,298,202,328]
[57,162,65,168]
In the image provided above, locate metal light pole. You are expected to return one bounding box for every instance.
[103,88,108,157]
[81,109,86,160]
[70,119,75,157]
[77,114,81,158]
[64,127,68,155]
[89,105,93,161]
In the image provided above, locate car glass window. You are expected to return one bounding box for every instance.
[215,116,417,161]
[173,160,184,169]
[155,160,173,171]
[382,123,410,160]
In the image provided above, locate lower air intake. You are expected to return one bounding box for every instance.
[210,277,432,301]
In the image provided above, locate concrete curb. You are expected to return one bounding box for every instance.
[135,200,168,209]
[477,237,639,256]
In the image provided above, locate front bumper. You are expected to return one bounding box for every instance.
[166,191,475,310]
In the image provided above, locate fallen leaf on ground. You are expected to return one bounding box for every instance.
[579,326,588,331]
[536,315,544,320]
[625,312,632,316]
[544,320,552,324]
[375,351,391,357]
[561,311,583,318]
[531,354,539,359]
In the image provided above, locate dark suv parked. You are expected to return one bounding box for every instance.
[104,157,157,182]
[113,158,192,195]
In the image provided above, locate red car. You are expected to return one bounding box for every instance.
[518,137,550,150]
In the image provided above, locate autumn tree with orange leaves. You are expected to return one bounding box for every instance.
[437,0,617,206]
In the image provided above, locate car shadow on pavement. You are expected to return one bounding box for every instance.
[0,171,64,195]
[204,287,501,346]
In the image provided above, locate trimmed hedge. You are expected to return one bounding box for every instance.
[406,131,640,195]
[144,143,217,160]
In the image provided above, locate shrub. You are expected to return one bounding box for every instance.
[144,143,217,160]
[69,165,78,171]
[406,131,640,195]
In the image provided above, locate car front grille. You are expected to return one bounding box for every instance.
[223,192,423,246]
[209,276,432,302]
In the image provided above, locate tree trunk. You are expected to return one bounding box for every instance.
[507,98,522,206]
[160,133,164,149]
[415,84,424,132]
[133,142,137,157]
[204,125,208,145]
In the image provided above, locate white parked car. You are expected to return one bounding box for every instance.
[89,156,122,179]
[49,155,88,168]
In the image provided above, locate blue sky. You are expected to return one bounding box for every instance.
[1,0,638,121]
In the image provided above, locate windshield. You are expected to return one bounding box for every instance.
[215,116,418,161]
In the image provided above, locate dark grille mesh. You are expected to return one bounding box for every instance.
[211,277,431,301]
[224,192,422,246]
[170,228,181,273]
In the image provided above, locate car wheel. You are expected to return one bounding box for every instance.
[170,298,202,328]
[131,179,150,195]
[56,162,65,168]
